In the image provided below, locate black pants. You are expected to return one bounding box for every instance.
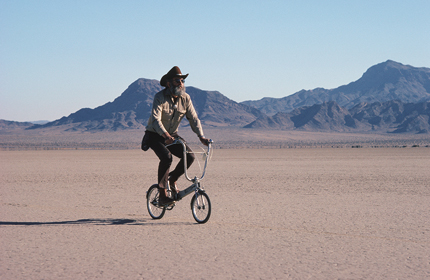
[145,131,195,189]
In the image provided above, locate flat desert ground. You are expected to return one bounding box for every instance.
[1,142,429,279]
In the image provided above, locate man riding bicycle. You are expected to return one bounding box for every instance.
[143,66,210,205]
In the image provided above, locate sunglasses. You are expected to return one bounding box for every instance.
[173,78,185,84]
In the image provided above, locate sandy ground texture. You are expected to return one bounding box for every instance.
[1,147,430,279]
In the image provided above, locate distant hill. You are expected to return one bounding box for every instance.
[242,60,430,115]
[0,120,33,130]
[245,100,430,134]
[29,79,161,131]
[185,87,265,127]
[29,79,262,131]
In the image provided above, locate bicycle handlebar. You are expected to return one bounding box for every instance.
[166,138,213,182]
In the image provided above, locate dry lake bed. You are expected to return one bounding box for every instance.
[1,147,429,279]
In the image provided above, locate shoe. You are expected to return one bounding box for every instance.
[158,196,175,206]
[157,187,175,206]
[169,180,180,194]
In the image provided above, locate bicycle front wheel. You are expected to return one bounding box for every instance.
[147,184,166,219]
[190,191,211,223]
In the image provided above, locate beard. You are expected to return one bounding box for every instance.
[171,85,186,97]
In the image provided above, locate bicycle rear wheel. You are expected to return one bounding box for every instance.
[190,191,211,223]
[147,184,166,219]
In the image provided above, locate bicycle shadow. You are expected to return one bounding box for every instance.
[0,219,195,226]
[0,219,137,226]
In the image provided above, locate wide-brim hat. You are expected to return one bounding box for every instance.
[160,66,189,87]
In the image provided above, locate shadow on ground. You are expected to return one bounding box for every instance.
[0,219,195,226]
[0,219,137,226]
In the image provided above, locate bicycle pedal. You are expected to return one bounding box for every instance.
[166,203,176,210]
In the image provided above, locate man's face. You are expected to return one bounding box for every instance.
[169,77,185,97]
[170,78,185,89]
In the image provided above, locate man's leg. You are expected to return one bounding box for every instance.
[168,142,195,186]
[148,134,174,204]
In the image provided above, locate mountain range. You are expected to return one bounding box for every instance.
[4,60,430,134]
[245,100,430,134]
[242,60,430,115]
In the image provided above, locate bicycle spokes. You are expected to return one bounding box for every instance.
[191,192,211,223]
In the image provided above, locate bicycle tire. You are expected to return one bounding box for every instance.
[147,184,166,219]
[190,191,211,223]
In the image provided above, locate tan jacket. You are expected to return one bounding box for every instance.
[146,89,204,137]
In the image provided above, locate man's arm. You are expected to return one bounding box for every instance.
[184,96,204,137]
[184,96,209,146]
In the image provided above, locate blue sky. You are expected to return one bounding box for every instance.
[1,0,429,122]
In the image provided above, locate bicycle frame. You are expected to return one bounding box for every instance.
[147,138,213,223]
[166,138,213,200]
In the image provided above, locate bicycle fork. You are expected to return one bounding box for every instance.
[191,182,207,210]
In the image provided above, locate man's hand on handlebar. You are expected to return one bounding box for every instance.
[199,136,210,146]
